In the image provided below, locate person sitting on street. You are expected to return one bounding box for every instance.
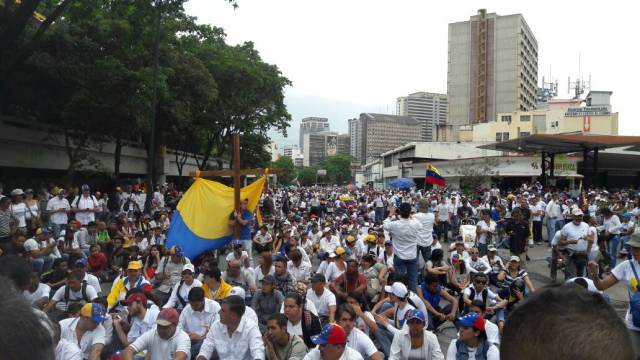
[152,245,190,306]
[416,273,458,331]
[43,269,99,321]
[178,287,220,357]
[107,260,151,312]
[302,323,364,360]
[264,313,308,360]
[123,307,190,360]
[283,291,322,349]
[335,303,384,360]
[201,265,232,301]
[163,263,203,311]
[388,309,444,360]
[252,274,284,329]
[446,312,500,360]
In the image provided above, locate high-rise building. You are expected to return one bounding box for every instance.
[282,144,301,159]
[447,9,538,133]
[348,118,362,161]
[299,117,330,149]
[397,92,448,141]
[303,132,351,167]
[268,142,280,162]
[354,113,422,164]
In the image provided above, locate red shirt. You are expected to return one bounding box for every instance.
[334,272,367,293]
[88,252,108,271]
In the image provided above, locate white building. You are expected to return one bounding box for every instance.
[299,117,330,149]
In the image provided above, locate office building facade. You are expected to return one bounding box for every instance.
[447,9,538,131]
[299,117,330,149]
[397,92,448,141]
[303,132,351,167]
[356,113,422,164]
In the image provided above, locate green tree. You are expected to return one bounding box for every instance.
[320,153,353,184]
[271,157,295,185]
[296,166,318,186]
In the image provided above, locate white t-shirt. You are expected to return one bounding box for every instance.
[52,284,99,311]
[72,195,99,225]
[446,340,500,360]
[611,259,640,330]
[303,346,364,360]
[306,288,336,317]
[130,328,191,360]
[287,320,303,337]
[414,212,435,247]
[47,197,70,225]
[59,317,106,360]
[476,220,496,245]
[324,262,345,283]
[347,328,379,357]
[561,222,590,252]
[10,202,27,227]
[24,283,51,304]
[128,306,160,343]
[226,251,249,266]
[463,286,500,306]
[485,319,500,345]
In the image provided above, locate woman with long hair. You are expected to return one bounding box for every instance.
[447,253,470,295]
[143,244,162,280]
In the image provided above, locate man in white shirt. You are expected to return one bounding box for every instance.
[74,258,102,295]
[306,274,337,326]
[436,197,451,242]
[59,303,108,360]
[24,271,51,309]
[47,188,71,239]
[336,304,383,360]
[531,195,545,244]
[196,295,265,360]
[545,194,564,246]
[560,208,592,278]
[44,270,99,315]
[114,293,160,346]
[414,199,435,266]
[383,203,422,291]
[178,287,220,357]
[319,228,340,254]
[71,184,100,226]
[164,264,203,311]
[124,308,190,360]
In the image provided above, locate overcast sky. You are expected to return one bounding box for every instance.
[185,0,639,146]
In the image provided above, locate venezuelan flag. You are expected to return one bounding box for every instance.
[425,164,445,186]
[166,175,266,259]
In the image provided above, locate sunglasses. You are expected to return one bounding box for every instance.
[474,280,487,285]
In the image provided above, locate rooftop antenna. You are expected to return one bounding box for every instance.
[567,54,591,100]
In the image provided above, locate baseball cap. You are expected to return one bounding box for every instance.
[10,188,24,196]
[384,240,392,246]
[509,255,521,262]
[75,258,88,267]
[451,254,462,263]
[229,286,246,298]
[487,246,497,252]
[127,260,143,270]
[81,184,90,192]
[384,282,408,298]
[365,234,377,243]
[311,324,347,346]
[80,303,108,324]
[156,308,179,326]
[261,274,276,284]
[627,233,640,248]
[405,309,426,323]
[571,208,584,216]
[323,227,332,233]
[182,263,195,273]
[328,252,337,259]
[124,293,148,306]
[456,312,485,332]
[169,245,184,256]
[335,247,346,256]
[346,235,356,243]
[311,273,326,283]
[232,240,243,248]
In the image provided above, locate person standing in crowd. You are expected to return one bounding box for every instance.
[228,198,256,268]
[264,313,308,360]
[436,197,452,243]
[178,287,221,357]
[414,199,435,266]
[196,295,264,360]
[71,185,100,227]
[601,207,623,267]
[559,208,592,278]
[475,210,496,257]
[590,233,640,356]
[383,203,422,291]
[505,209,530,268]
[47,188,70,239]
[545,193,564,246]
[123,308,191,360]
[389,309,444,360]
[0,196,13,254]
[9,189,28,234]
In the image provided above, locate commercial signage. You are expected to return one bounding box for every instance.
[565,106,610,117]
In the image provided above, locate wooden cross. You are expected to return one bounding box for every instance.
[189,133,284,238]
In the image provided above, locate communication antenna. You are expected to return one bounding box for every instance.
[567,54,591,100]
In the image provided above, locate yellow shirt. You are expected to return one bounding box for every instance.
[203,279,232,300]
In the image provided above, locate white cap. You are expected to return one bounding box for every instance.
[323,227,331,233]
[571,208,584,216]
[510,255,521,262]
[384,282,408,298]
[182,264,195,273]
[229,286,246,298]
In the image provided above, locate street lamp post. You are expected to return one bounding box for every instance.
[146,0,161,213]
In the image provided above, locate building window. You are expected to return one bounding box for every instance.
[520,115,531,122]
[503,132,510,141]
[496,132,502,142]
[501,115,512,122]
[519,131,530,137]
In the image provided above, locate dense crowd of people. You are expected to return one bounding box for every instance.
[0,180,639,359]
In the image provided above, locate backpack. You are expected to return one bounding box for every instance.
[64,281,89,304]
[463,286,489,314]
[628,261,640,327]
[176,280,187,308]
[455,339,489,360]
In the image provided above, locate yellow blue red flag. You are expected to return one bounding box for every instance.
[166,175,266,259]
[425,164,445,186]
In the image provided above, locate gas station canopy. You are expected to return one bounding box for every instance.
[477,134,640,155]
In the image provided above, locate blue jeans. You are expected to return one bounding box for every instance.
[32,256,54,275]
[51,223,67,239]
[375,208,385,224]
[609,235,620,267]
[393,255,418,291]
[478,243,488,257]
